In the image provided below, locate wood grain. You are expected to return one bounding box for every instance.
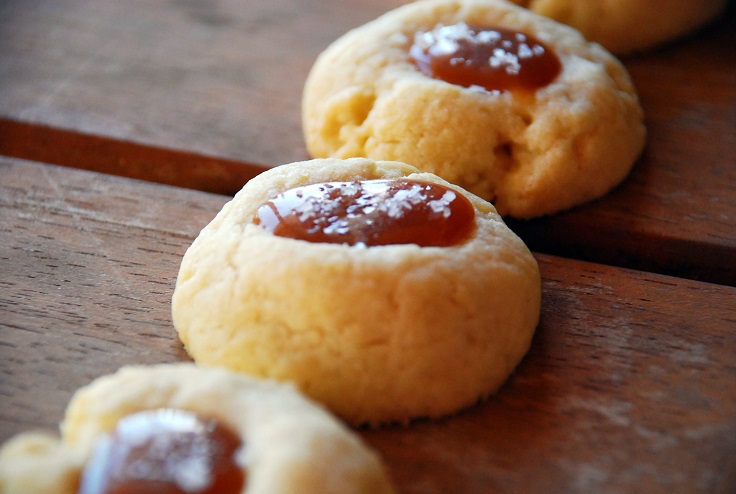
[2,158,734,493]
[364,257,736,493]
[0,157,227,436]
[0,0,403,167]
[0,0,733,286]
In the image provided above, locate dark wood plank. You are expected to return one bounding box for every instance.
[0,118,263,195]
[2,158,734,493]
[0,158,226,436]
[364,257,736,493]
[0,0,403,168]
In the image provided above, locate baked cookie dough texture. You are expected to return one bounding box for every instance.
[172,158,542,426]
[0,364,395,494]
[505,0,729,55]
[302,0,646,218]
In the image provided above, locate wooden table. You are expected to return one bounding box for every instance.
[1,1,735,493]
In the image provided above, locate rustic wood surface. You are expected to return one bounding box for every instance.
[0,0,401,167]
[1,0,735,491]
[0,0,734,285]
[2,158,735,493]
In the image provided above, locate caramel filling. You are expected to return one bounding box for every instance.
[254,179,475,247]
[410,22,561,92]
[78,409,245,494]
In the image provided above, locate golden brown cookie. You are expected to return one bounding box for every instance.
[172,158,541,426]
[507,0,729,55]
[0,364,395,494]
[302,0,646,218]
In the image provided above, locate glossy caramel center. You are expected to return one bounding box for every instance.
[78,409,245,494]
[254,179,475,247]
[409,23,561,92]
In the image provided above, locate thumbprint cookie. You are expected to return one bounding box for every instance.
[171,158,541,426]
[302,0,646,218]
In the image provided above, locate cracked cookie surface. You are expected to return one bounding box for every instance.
[302,0,646,218]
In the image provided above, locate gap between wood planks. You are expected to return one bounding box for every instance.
[0,116,269,196]
[2,116,734,288]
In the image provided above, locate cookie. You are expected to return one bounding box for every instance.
[506,0,729,55]
[0,364,395,494]
[172,157,541,426]
[302,0,646,218]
